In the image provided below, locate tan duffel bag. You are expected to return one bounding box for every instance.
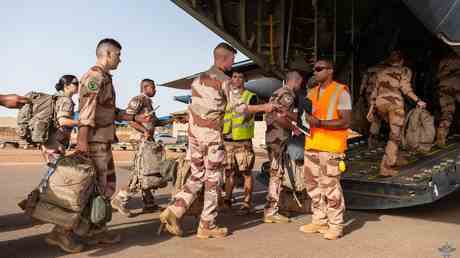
[39,154,96,212]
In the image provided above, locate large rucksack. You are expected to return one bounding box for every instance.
[18,153,97,231]
[130,140,166,191]
[402,107,435,153]
[16,92,58,144]
[39,154,96,212]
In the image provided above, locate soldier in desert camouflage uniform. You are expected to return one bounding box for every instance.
[42,75,82,253]
[159,43,247,239]
[41,75,80,164]
[263,70,303,224]
[112,79,169,216]
[359,63,388,106]
[77,38,151,247]
[367,51,426,177]
[435,53,460,147]
[299,60,352,240]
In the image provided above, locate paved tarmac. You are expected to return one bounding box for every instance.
[0,150,459,258]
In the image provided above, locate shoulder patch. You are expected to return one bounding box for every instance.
[87,77,99,92]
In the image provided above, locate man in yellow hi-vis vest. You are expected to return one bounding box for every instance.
[300,59,352,240]
[222,71,276,215]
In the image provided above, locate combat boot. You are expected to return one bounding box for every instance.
[159,207,183,236]
[111,198,133,217]
[196,224,228,239]
[435,128,448,148]
[299,223,329,234]
[263,213,291,223]
[45,226,84,253]
[435,135,447,148]
[323,226,343,240]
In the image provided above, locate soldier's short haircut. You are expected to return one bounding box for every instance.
[96,38,122,57]
[214,42,237,57]
[286,70,303,82]
[140,78,155,92]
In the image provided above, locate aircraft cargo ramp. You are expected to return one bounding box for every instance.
[343,136,460,209]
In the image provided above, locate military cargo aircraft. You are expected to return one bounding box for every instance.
[164,0,460,209]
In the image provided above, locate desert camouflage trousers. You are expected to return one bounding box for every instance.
[169,136,225,228]
[437,85,460,144]
[264,142,287,216]
[304,150,345,228]
[224,140,255,206]
[88,143,117,199]
[369,103,405,168]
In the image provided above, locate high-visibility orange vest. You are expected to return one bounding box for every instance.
[305,81,349,153]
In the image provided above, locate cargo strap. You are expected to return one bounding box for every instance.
[283,148,302,208]
[38,159,59,193]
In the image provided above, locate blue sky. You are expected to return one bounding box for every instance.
[0,1,247,117]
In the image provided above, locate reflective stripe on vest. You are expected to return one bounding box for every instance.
[305,81,349,153]
[223,90,255,140]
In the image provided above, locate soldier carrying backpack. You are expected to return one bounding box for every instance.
[111,79,172,217]
[18,75,84,253]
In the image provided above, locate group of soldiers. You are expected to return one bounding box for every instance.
[7,38,460,254]
[0,38,353,253]
[157,45,351,242]
[359,49,460,177]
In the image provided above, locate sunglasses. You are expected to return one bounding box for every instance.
[313,66,331,72]
[70,81,79,86]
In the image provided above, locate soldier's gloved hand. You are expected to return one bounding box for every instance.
[417,100,427,109]
[135,113,152,124]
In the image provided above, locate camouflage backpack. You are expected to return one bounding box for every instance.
[130,140,165,191]
[16,92,58,144]
[402,107,435,153]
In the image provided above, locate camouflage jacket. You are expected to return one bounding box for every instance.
[370,64,416,108]
[45,94,75,149]
[188,65,246,144]
[79,66,116,143]
[265,86,296,145]
[359,63,387,102]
